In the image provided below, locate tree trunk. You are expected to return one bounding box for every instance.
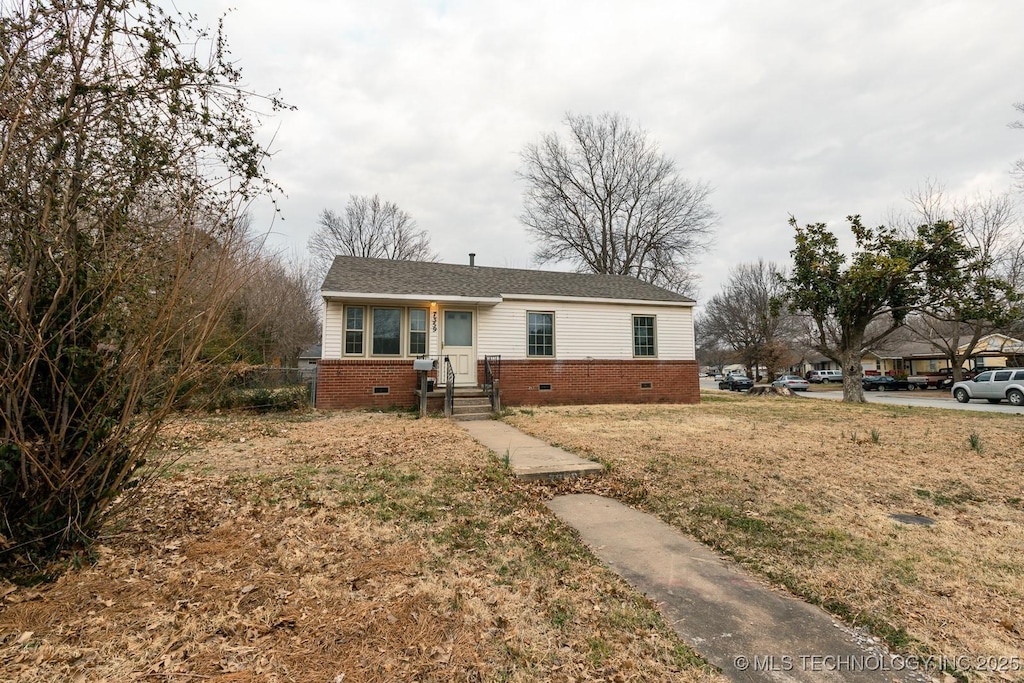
[950,353,970,382]
[840,347,866,403]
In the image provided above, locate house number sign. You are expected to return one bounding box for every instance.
[431,311,438,333]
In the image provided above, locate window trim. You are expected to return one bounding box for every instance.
[632,314,657,358]
[527,310,555,358]
[344,305,365,356]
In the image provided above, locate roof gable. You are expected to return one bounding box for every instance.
[321,256,695,304]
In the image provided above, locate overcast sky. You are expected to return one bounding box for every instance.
[177,0,1024,301]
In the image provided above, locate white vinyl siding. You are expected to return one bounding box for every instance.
[322,300,344,359]
[325,297,695,361]
[477,299,694,360]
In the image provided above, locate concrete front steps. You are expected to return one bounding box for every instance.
[451,393,492,421]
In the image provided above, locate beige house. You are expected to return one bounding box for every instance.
[862,333,1024,376]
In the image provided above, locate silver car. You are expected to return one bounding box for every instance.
[951,368,1024,405]
[772,375,810,391]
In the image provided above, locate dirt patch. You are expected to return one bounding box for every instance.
[0,411,723,682]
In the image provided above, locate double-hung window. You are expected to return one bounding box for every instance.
[527,311,554,357]
[409,309,427,356]
[632,315,656,357]
[344,306,364,355]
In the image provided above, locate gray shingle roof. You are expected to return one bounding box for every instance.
[321,256,695,303]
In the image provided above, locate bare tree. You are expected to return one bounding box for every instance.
[0,0,286,562]
[698,260,798,380]
[896,187,1024,379]
[216,253,321,366]
[518,112,716,295]
[308,194,437,282]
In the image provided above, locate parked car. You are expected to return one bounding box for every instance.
[771,375,810,391]
[807,369,843,384]
[951,368,1024,405]
[862,375,913,391]
[719,373,754,391]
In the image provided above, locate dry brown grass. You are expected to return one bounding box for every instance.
[505,394,1024,680]
[0,411,723,683]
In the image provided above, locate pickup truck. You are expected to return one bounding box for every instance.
[907,368,976,389]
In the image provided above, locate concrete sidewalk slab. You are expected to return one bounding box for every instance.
[457,420,604,481]
[547,494,925,683]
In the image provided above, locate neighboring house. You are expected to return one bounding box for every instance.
[861,333,1024,376]
[297,344,322,373]
[958,333,1024,369]
[315,256,699,410]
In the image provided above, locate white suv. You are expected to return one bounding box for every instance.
[951,368,1024,406]
[808,370,843,384]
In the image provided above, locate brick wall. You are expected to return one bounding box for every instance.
[315,359,422,410]
[484,359,699,406]
[315,358,699,410]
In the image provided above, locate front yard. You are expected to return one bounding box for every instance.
[1,393,1022,681]
[0,412,721,683]
[506,394,1024,677]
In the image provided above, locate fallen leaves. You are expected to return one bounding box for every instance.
[0,411,723,682]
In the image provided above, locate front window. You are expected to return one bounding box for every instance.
[633,315,656,357]
[344,306,364,355]
[372,308,401,355]
[528,311,554,357]
[409,309,427,356]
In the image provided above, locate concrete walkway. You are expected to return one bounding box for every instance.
[548,495,924,682]
[457,419,604,480]
[459,420,925,683]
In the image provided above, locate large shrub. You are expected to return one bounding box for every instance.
[0,0,286,564]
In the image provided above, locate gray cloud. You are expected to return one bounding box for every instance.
[178,0,1024,299]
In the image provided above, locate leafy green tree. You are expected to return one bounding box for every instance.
[0,0,287,565]
[782,216,974,402]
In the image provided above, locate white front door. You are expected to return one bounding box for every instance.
[441,309,476,386]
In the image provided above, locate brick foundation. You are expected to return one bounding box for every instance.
[483,359,699,406]
[314,359,421,410]
[315,358,699,410]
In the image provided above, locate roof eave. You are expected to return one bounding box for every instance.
[321,291,503,305]
[499,293,694,307]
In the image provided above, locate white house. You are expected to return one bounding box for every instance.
[315,256,699,411]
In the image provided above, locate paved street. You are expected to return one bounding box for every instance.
[700,377,1024,415]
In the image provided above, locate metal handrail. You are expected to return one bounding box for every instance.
[443,355,455,417]
[484,355,501,413]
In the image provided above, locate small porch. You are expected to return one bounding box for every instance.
[412,354,501,420]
